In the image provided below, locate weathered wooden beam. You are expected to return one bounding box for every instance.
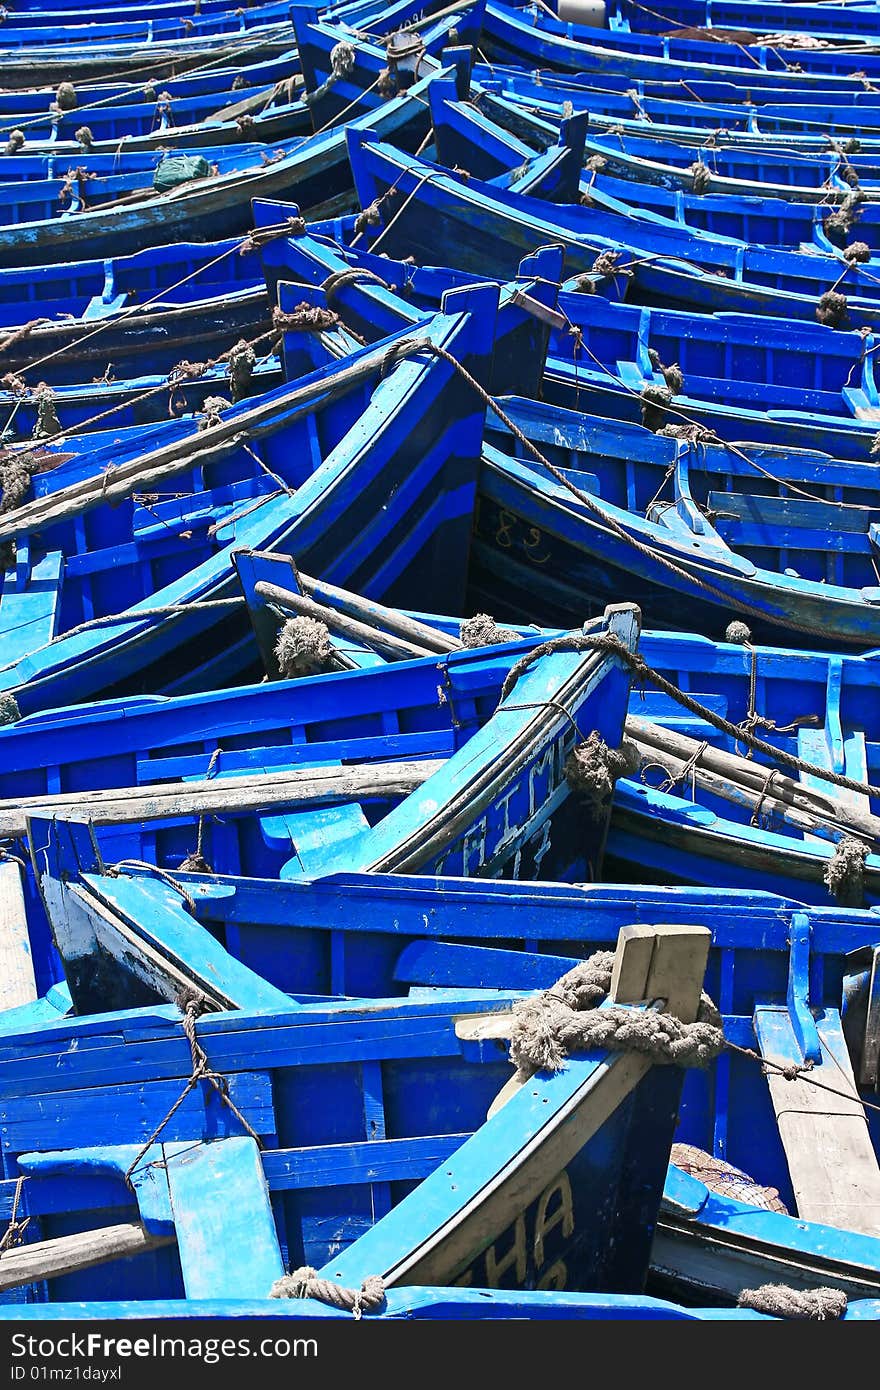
[6,760,442,837]
[0,1224,173,1292]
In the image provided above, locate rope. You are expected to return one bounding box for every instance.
[508,951,723,1079]
[1,215,297,412]
[273,303,340,333]
[124,989,263,1189]
[1,322,279,464]
[0,23,299,144]
[737,1285,847,1319]
[499,632,880,804]
[321,267,389,304]
[459,613,518,647]
[107,859,198,913]
[274,615,334,677]
[565,730,641,821]
[0,1176,29,1256]
[824,835,870,906]
[179,816,212,875]
[270,1268,386,1318]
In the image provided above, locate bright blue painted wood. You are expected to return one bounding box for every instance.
[165,1138,285,1297]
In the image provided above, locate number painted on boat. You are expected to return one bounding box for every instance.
[493,509,550,564]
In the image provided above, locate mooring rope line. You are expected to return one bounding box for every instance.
[502,630,880,802]
[124,989,263,1190]
[0,597,245,677]
[0,1175,29,1257]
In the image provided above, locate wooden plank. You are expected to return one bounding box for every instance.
[8,760,442,838]
[754,1005,880,1238]
[0,1223,172,1293]
[165,1138,284,1298]
[0,1072,274,1156]
[0,861,36,1011]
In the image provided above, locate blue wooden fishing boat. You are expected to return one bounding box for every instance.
[0,82,312,151]
[482,0,880,86]
[0,294,497,714]
[613,0,880,42]
[0,603,636,926]
[30,846,880,1305]
[0,922,716,1309]
[0,48,443,267]
[250,219,880,654]
[479,67,880,145]
[227,564,880,902]
[0,0,295,50]
[343,130,880,327]
[293,0,486,130]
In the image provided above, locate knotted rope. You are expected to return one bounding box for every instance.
[508,951,724,1080]
[736,1285,847,1320]
[565,731,641,822]
[272,302,339,333]
[237,215,306,255]
[647,349,684,394]
[55,82,77,112]
[179,817,213,875]
[0,456,34,517]
[591,249,631,281]
[823,835,869,907]
[816,290,848,329]
[124,989,262,1188]
[687,159,711,194]
[227,339,255,403]
[0,693,21,726]
[197,395,231,430]
[270,1268,386,1318]
[31,384,60,440]
[274,615,334,678]
[459,613,518,647]
[844,241,871,264]
[639,382,672,432]
[826,189,864,235]
[305,40,356,107]
[353,201,382,237]
[658,422,715,443]
[321,267,389,305]
[725,620,752,645]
